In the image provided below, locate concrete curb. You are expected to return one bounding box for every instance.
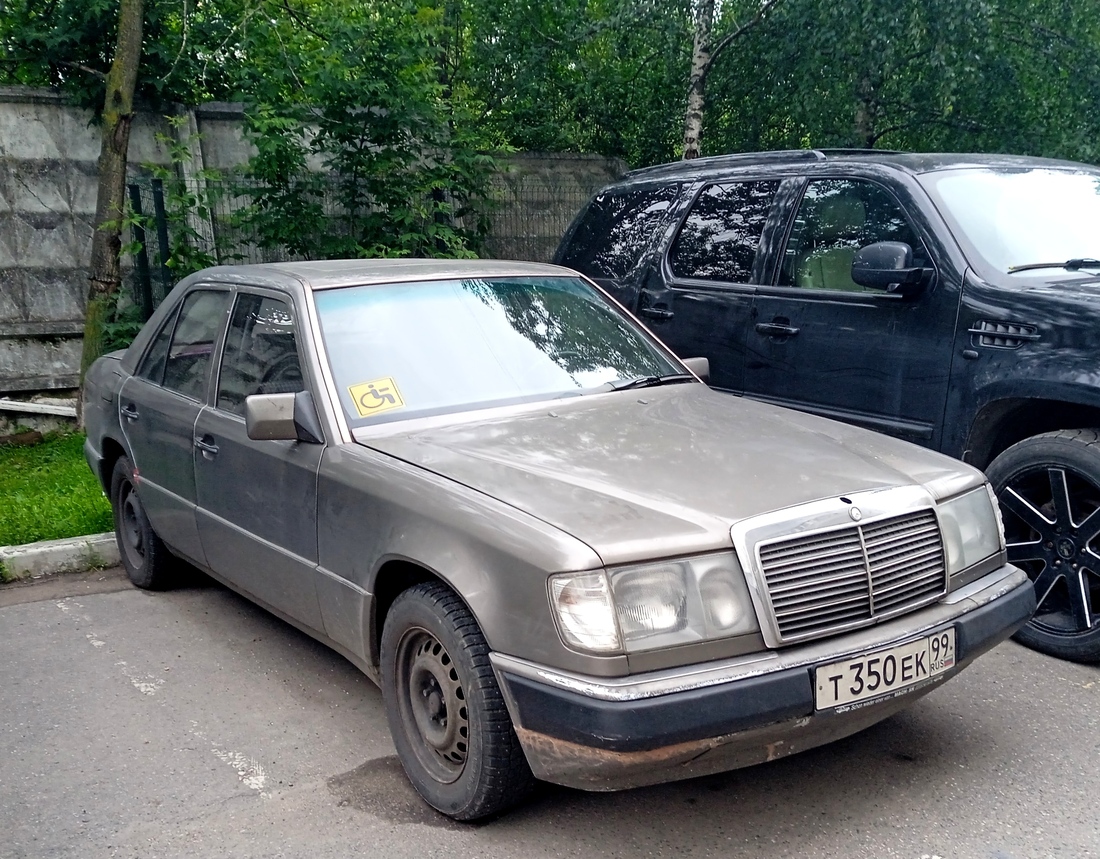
[0,532,119,580]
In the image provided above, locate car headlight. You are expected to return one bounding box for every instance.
[938,484,1005,577]
[548,553,759,655]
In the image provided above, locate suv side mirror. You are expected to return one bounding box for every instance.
[245,390,324,444]
[851,241,928,297]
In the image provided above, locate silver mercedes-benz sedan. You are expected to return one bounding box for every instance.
[82,259,1034,820]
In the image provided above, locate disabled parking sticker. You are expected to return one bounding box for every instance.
[348,377,405,418]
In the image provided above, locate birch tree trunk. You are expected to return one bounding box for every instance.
[682,0,714,161]
[80,0,144,403]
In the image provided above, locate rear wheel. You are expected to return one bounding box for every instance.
[110,456,175,590]
[986,430,1100,663]
[381,582,533,820]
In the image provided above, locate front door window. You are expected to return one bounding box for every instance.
[217,294,304,414]
[778,179,928,292]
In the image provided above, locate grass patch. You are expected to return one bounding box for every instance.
[0,433,113,547]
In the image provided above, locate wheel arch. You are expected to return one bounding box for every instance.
[368,558,471,673]
[99,435,129,494]
[966,397,1100,470]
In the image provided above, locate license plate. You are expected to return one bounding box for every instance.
[815,628,956,711]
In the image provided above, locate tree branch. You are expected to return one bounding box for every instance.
[280,0,326,40]
[157,0,190,84]
[709,0,784,67]
[58,60,107,80]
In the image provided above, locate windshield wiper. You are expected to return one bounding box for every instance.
[1008,258,1100,274]
[601,373,697,392]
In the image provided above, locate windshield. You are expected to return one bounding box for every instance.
[314,275,685,426]
[919,167,1100,278]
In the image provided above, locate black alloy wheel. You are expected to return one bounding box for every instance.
[987,430,1100,663]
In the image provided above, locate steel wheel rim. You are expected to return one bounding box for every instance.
[998,464,1100,637]
[119,481,146,570]
[394,627,469,784]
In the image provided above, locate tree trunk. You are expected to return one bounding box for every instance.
[855,74,877,148]
[682,0,714,160]
[80,0,144,410]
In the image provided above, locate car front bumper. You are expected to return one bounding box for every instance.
[490,564,1034,791]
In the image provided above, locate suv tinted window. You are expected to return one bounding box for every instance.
[559,185,679,279]
[670,180,780,283]
[779,179,928,292]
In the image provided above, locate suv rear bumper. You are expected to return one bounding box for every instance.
[491,565,1034,791]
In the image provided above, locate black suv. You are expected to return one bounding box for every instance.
[555,149,1100,663]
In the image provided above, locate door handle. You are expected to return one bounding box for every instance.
[194,435,220,459]
[638,307,674,321]
[755,322,800,337]
[121,403,139,422]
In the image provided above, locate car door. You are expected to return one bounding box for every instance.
[743,176,958,447]
[635,178,785,393]
[192,289,326,631]
[119,287,231,565]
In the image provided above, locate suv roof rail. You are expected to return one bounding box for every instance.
[817,148,905,157]
[624,149,825,180]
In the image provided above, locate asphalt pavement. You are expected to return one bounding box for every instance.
[1,568,1097,859]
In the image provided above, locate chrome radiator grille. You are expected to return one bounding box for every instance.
[757,510,946,643]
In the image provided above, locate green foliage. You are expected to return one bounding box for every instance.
[145,116,223,273]
[0,0,248,108]
[5,0,1100,198]
[235,0,497,260]
[0,433,113,547]
[701,0,1100,162]
[448,0,692,166]
[101,303,147,354]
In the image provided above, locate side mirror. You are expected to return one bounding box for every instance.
[851,241,928,297]
[683,356,710,383]
[245,390,324,444]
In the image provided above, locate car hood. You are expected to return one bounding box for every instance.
[358,386,983,566]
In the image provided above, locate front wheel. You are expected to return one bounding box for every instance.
[380,582,533,820]
[986,429,1100,663]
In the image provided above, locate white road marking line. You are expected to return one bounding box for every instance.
[188,721,270,798]
[115,660,165,696]
[85,634,106,648]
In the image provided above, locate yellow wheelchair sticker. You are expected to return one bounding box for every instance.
[348,377,406,418]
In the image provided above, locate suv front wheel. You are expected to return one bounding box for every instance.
[986,429,1100,663]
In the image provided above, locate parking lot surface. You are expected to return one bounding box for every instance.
[1,568,1097,859]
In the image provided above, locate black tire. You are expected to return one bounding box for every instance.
[986,429,1100,663]
[380,582,534,820]
[109,456,175,590]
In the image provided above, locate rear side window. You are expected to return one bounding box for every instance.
[161,290,231,401]
[558,185,679,279]
[670,180,780,283]
[136,304,180,385]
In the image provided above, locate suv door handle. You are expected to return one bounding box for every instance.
[121,403,140,422]
[639,307,675,321]
[194,435,220,459]
[755,322,800,337]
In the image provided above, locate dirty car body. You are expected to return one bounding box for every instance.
[82,259,1035,820]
